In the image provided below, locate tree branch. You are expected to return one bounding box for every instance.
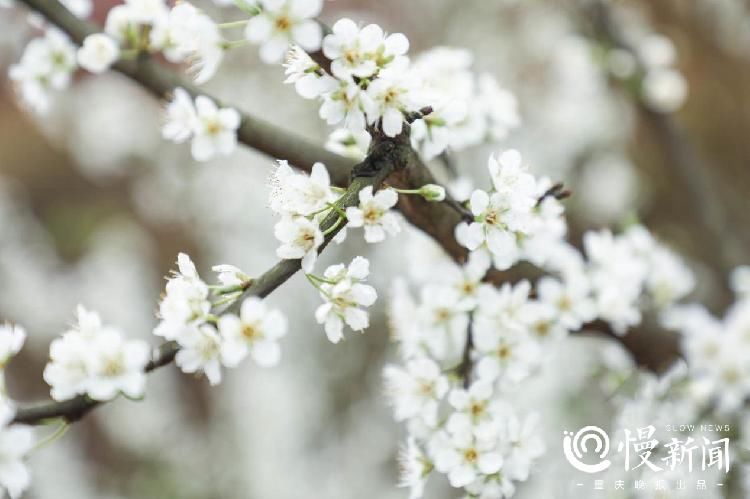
[11,129,414,426]
[13,0,682,390]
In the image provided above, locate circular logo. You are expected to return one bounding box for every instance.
[563,426,612,473]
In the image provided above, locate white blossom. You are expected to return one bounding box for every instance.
[218,297,287,367]
[274,216,324,272]
[77,34,119,74]
[283,45,337,99]
[44,306,149,402]
[642,68,688,113]
[364,61,420,137]
[325,128,371,160]
[154,253,211,341]
[9,29,77,113]
[191,96,241,161]
[417,285,470,362]
[536,276,596,330]
[430,419,503,488]
[212,264,249,287]
[345,186,400,243]
[314,257,377,343]
[84,328,149,401]
[150,2,224,84]
[268,160,335,216]
[162,91,240,161]
[383,357,449,425]
[397,437,431,499]
[245,0,323,63]
[174,324,228,385]
[0,404,34,499]
[0,324,25,369]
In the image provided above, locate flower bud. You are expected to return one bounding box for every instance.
[418,184,446,202]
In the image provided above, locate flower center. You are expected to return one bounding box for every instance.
[485,210,500,226]
[363,205,381,223]
[464,448,478,463]
[102,355,124,377]
[418,381,434,396]
[384,88,399,104]
[435,308,451,322]
[275,16,291,31]
[205,119,222,136]
[344,49,358,64]
[470,401,485,417]
[557,295,572,311]
[242,322,261,341]
[497,344,511,359]
[461,281,476,295]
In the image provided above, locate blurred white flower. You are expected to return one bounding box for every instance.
[325,128,371,160]
[218,297,287,367]
[162,87,198,143]
[162,91,240,161]
[212,264,249,287]
[642,68,688,113]
[174,324,227,385]
[151,2,224,84]
[77,34,119,74]
[0,324,25,369]
[0,404,34,499]
[346,186,400,243]
[383,357,449,425]
[191,96,241,161]
[430,418,503,488]
[397,437,431,499]
[536,276,596,330]
[84,328,149,401]
[446,381,496,430]
[44,306,149,401]
[9,29,77,113]
[244,0,323,63]
[61,0,93,18]
[731,266,750,298]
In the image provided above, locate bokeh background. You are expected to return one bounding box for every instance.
[1,0,749,497]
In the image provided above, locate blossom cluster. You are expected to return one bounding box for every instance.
[267,160,397,341]
[384,147,697,497]
[154,253,287,384]
[661,266,750,414]
[44,305,150,402]
[284,25,520,160]
[9,28,77,113]
[282,19,424,141]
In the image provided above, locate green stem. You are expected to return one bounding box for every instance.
[31,422,70,452]
[222,39,251,50]
[218,20,249,29]
[322,215,344,236]
[326,202,348,219]
[307,273,338,285]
